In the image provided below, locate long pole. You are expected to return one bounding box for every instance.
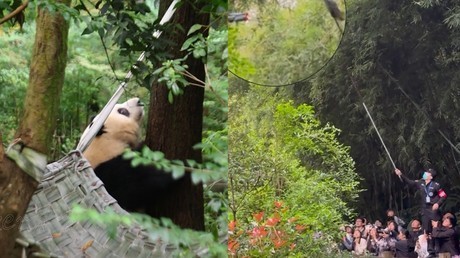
[362,103,401,179]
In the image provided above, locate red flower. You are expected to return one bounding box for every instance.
[251,226,268,238]
[272,238,287,249]
[295,224,306,232]
[228,239,240,254]
[265,217,280,227]
[290,243,296,250]
[274,200,283,208]
[228,220,236,232]
[253,211,264,222]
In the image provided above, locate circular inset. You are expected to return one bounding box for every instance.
[229,0,346,86]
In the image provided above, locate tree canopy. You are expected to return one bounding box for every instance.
[229,0,345,86]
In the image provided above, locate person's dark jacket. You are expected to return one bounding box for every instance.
[400,175,446,207]
[408,229,423,249]
[395,239,417,258]
[432,226,460,256]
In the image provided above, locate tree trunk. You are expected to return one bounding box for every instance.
[0,0,70,252]
[145,0,209,230]
[16,1,70,154]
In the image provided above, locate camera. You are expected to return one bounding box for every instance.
[377,228,389,234]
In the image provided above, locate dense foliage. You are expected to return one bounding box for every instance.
[228,86,361,256]
[229,0,344,85]
[292,0,460,220]
[0,12,119,157]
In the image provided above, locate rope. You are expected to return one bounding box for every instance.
[6,139,47,182]
[76,0,180,152]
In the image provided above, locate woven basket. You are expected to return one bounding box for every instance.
[18,151,180,257]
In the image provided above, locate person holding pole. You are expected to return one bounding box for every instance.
[394,168,447,257]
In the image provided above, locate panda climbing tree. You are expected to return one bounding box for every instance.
[83,0,211,231]
[83,98,188,217]
[81,0,212,232]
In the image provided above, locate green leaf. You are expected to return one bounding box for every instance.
[181,35,198,51]
[168,91,174,103]
[171,165,185,179]
[165,67,175,77]
[153,67,166,76]
[173,64,186,72]
[207,199,222,212]
[187,24,203,35]
[152,151,165,161]
[171,83,180,95]
[122,150,137,159]
[81,27,94,35]
[131,158,143,167]
[141,147,153,160]
[186,159,197,168]
[193,48,206,59]
[191,171,209,184]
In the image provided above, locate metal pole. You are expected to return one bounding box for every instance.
[362,103,401,179]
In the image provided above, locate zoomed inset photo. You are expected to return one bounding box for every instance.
[229,0,346,86]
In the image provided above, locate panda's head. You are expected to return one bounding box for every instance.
[102,97,144,137]
[83,97,144,168]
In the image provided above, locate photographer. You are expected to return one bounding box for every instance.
[409,219,423,242]
[341,225,354,251]
[367,227,381,256]
[386,221,399,237]
[377,225,397,257]
[408,219,424,254]
[431,214,460,258]
[395,228,417,258]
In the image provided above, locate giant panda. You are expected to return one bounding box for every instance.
[83,97,181,214]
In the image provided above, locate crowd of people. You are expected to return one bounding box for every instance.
[340,168,458,257]
[340,210,459,257]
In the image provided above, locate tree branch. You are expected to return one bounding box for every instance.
[0,1,29,25]
[78,0,119,81]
